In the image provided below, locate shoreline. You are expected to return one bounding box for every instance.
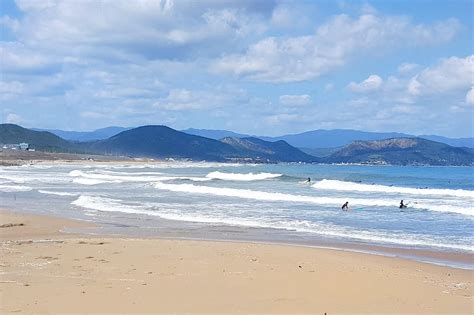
[1,208,472,314]
[7,204,474,271]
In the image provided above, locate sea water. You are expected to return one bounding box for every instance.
[1,162,473,267]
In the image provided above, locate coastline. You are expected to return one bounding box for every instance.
[1,208,472,314]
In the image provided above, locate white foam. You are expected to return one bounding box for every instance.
[38,190,78,196]
[0,175,26,184]
[0,185,32,192]
[156,213,474,252]
[97,170,163,176]
[73,178,121,185]
[69,169,210,183]
[153,182,473,217]
[72,195,155,216]
[313,179,474,198]
[71,195,473,252]
[206,171,282,181]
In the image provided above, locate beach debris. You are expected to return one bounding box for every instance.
[78,241,106,245]
[36,256,58,260]
[0,223,24,228]
[298,265,302,268]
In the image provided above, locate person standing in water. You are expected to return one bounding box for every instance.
[399,200,407,209]
[342,201,349,211]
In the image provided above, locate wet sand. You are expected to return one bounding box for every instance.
[0,209,472,314]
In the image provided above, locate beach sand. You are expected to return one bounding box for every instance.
[0,209,472,314]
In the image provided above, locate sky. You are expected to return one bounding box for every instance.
[0,0,473,137]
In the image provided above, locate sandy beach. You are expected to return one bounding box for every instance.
[0,209,472,314]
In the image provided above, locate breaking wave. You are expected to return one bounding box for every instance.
[206,171,282,181]
[70,195,473,252]
[72,195,152,215]
[38,190,78,196]
[72,178,121,185]
[0,185,32,192]
[152,182,473,217]
[69,169,210,183]
[312,179,474,198]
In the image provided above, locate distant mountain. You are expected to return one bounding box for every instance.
[86,126,313,162]
[419,135,474,148]
[3,124,472,165]
[221,137,316,162]
[182,128,249,140]
[0,124,77,152]
[261,129,412,149]
[183,128,474,149]
[86,126,237,161]
[325,138,474,166]
[32,126,131,141]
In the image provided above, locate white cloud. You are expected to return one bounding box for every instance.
[0,42,55,73]
[0,15,20,32]
[407,55,473,95]
[348,75,383,93]
[212,13,460,83]
[5,113,22,124]
[279,94,311,106]
[270,3,311,29]
[466,87,474,105]
[407,77,421,96]
[6,1,272,62]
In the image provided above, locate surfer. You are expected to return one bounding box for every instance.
[342,201,349,211]
[305,177,311,183]
[399,200,407,209]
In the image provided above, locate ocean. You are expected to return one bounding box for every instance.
[1,162,473,268]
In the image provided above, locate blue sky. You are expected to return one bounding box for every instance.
[0,0,473,137]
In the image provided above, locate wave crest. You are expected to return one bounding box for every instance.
[312,179,474,198]
[206,171,282,181]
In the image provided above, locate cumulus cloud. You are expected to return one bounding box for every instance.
[212,13,460,83]
[279,94,311,106]
[5,113,22,124]
[348,75,383,93]
[407,55,473,95]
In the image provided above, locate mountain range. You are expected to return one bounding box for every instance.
[184,129,474,149]
[326,138,474,166]
[1,124,473,165]
[37,126,474,149]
